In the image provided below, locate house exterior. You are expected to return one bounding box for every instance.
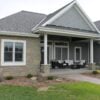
[0,0,100,76]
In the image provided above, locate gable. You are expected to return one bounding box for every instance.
[51,6,93,31]
[42,1,99,33]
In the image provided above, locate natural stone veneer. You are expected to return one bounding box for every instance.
[0,35,40,76]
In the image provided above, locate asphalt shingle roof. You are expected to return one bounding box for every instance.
[0,11,46,33]
[0,1,74,33]
[0,0,98,34]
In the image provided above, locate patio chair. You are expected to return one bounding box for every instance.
[79,60,86,68]
[68,60,74,66]
[65,60,74,69]
[57,60,63,68]
[51,60,58,69]
[64,60,69,68]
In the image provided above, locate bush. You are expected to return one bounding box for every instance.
[26,74,33,78]
[47,76,54,80]
[92,70,99,74]
[5,76,14,80]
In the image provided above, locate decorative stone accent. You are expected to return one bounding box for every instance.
[41,64,50,74]
[89,63,96,70]
[31,77,37,82]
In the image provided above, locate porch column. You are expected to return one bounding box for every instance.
[90,39,94,64]
[44,34,48,65]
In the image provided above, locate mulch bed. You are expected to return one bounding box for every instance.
[82,73,100,79]
[0,77,34,87]
[0,76,78,88]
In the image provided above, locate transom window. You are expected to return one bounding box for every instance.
[1,39,26,66]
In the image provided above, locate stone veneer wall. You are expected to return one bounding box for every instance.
[0,35,40,76]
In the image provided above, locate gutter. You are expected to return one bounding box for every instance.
[0,31,39,38]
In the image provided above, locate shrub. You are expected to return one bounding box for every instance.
[47,76,54,80]
[92,70,99,74]
[5,76,14,80]
[26,74,33,78]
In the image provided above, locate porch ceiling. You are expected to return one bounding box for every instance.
[35,27,100,39]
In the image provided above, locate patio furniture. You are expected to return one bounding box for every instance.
[65,60,74,69]
[72,60,86,69]
[79,60,86,68]
[68,60,74,66]
[57,60,63,68]
[51,60,58,69]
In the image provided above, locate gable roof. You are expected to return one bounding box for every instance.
[95,21,100,31]
[0,11,46,33]
[38,0,74,26]
[0,0,99,35]
[41,0,99,33]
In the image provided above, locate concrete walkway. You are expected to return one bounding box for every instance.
[58,74,100,84]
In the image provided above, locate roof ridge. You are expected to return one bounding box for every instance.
[48,0,75,16]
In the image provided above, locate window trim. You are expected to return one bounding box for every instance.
[1,39,26,66]
[54,46,69,60]
[74,47,82,62]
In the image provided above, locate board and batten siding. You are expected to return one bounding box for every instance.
[51,6,94,31]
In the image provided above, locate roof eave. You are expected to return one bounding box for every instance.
[0,31,39,38]
[35,27,100,39]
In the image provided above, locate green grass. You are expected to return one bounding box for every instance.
[0,82,100,100]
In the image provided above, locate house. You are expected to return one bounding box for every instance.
[0,0,100,76]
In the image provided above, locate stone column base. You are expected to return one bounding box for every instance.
[41,64,50,74]
[88,63,96,70]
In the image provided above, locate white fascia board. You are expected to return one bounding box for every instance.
[0,31,39,38]
[42,0,76,26]
[36,27,100,38]
[32,16,47,31]
[75,1,100,33]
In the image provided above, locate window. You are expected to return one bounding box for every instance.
[1,39,26,66]
[4,42,13,62]
[15,43,23,61]
[55,47,68,60]
[55,47,61,60]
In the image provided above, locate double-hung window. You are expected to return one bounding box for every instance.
[1,39,26,66]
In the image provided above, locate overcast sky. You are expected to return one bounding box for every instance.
[0,0,100,21]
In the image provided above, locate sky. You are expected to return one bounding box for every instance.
[0,0,100,21]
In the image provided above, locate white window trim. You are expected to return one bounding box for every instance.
[74,47,82,62]
[1,39,26,66]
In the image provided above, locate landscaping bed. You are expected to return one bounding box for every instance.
[0,75,78,88]
[82,70,100,79]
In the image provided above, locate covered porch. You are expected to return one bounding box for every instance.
[36,26,99,74]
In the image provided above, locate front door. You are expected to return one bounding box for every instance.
[74,47,81,61]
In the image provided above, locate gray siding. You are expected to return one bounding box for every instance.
[69,43,88,62]
[51,6,95,31]
[94,42,100,63]
[47,36,89,62]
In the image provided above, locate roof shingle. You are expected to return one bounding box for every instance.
[0,11,46,33]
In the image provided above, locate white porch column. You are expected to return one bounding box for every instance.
[90,39,94,64]
[44,34,48,65]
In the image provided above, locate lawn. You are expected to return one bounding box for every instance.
[0,82,100,100]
